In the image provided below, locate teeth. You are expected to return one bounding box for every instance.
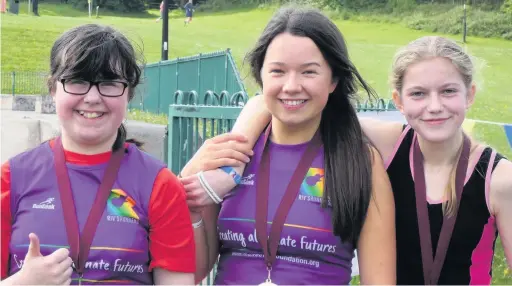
[282,100,306,106]
[78,111,103,118]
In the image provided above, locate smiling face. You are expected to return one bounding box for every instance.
[260,32,337,130]
[47,24,142,153]
[393,57,475,143]
[53,79,128,150]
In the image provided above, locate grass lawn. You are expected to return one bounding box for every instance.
[1,3,511,284]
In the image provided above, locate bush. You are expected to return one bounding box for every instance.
[192,0,512,40]
[466,10,512,39]
[502,0,512,14]
[405,7,462,34]
[326,3,512,41]
[404,6,512,40]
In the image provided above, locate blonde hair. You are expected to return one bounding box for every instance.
[390,36,474,92]
[390,36,475,217]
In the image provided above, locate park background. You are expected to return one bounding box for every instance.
[1,0,511,284]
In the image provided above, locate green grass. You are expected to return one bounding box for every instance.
[1,4,511,284]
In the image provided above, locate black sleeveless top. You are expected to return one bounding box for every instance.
[387,126,506,285]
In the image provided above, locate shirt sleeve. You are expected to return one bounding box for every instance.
[1,162,12,279]
[148,168,195,273]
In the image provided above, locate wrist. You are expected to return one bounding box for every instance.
[190,211,202,223]
[180,164,194,178]
[191,212,203,229]
[219,166,241,184]
[192,218,203,229]
[5,271,24,285]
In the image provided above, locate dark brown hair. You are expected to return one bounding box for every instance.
[48,23,144,151]
[246,6,377,245]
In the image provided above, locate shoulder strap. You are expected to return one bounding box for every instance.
[384,124,412,170]
[464,145,485,185]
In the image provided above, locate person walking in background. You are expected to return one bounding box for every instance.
[184,0,193,25]
[32,0,39,16]
[156,0,164,22]
[0,0,6,13]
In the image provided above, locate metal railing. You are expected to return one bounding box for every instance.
[131,49,247,115]
[1,71,48,96]
[167,89,249,174]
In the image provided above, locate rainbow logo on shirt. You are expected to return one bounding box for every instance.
[107,189,140,220]
[300,168,324,197]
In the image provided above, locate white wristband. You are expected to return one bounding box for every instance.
[197,171,223,204]
[192,218,203,229]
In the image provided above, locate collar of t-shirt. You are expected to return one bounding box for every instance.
[48,139,128,166]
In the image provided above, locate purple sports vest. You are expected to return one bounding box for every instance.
[215,134,354,285]
[8,142,165,285]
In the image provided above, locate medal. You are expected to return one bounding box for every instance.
[54,137,125,283]
[255,123,322,285]
[258,266,277,286]
[259,281,278,286]
[411,132,470,285]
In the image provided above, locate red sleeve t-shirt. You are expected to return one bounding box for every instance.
[1,141,195,279]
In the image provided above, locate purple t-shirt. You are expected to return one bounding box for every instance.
[8,143,165,284]
[215,134,354,285]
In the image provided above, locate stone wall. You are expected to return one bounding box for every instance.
[1,110,168,164]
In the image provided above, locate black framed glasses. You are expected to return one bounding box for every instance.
[60,79,128,97]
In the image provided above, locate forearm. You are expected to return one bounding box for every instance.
[191,213,210,284]
[192,206,220,283]
[227,95,271,178]
[231,95,271,145]
[204,206,220,273]
[358,148,396,284]
[179,96,271,202]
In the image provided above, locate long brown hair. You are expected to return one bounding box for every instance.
[246,6,378,245]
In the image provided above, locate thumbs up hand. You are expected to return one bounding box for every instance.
[13,233,74,285]
[25,232,43,259]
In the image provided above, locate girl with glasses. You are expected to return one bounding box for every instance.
[1,24,196,285]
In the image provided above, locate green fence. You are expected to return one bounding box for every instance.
[354,97,397,112]
[131,49,246,115]
[1,71,48,96]
[167,89,249,174]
